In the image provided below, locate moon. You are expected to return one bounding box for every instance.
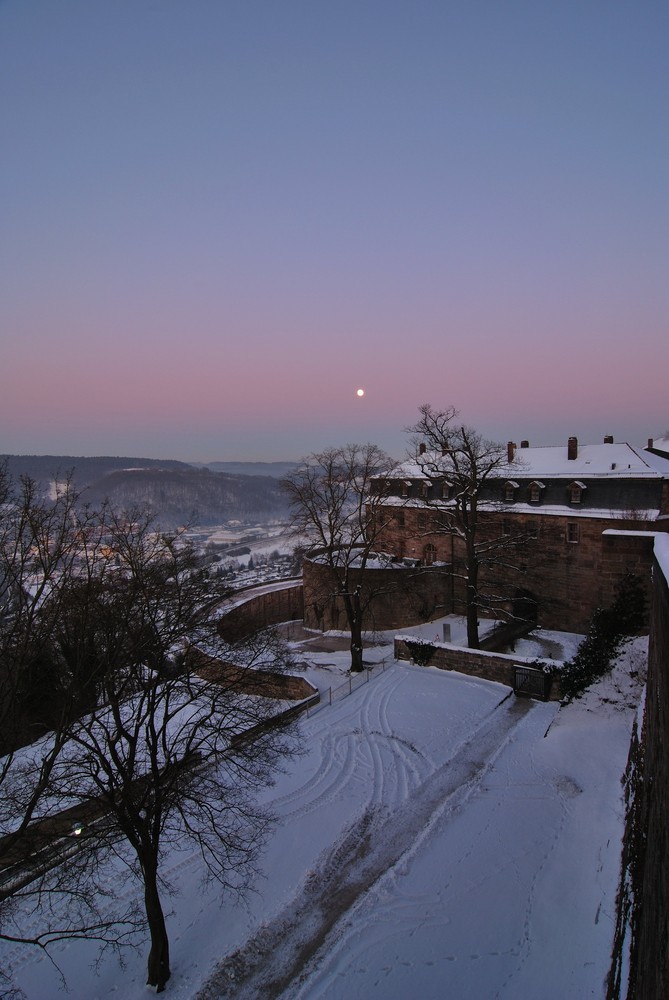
[356,388,365,397]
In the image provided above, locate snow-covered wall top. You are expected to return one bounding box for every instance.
[654,534,669,584]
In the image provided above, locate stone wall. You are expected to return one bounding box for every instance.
[192,649,318,701]
[624,538,669,998]
[302,557,452,632]
[217,582,304,641]
[372,506,662,633]
[394,636,561,701]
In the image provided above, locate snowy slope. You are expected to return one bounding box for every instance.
[1,635,644,999]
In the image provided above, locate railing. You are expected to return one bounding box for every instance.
[513,664,551,701]
[303,659,394,717]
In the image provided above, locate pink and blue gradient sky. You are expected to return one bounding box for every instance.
[1,0,667,462]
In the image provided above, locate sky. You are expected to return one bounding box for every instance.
[1,0,667,462]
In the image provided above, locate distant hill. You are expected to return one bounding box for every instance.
[1,455,291,527]
[84,467,290,527]
[0,454,190,489]
[194,461,298,478]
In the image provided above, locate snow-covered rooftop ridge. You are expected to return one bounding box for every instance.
[390,440,669,480]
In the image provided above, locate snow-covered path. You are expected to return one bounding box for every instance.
[198,682,534,998]
[2,640,642,1000]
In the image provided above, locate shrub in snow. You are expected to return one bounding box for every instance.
[404,639,437,666]
[560,574,647,701]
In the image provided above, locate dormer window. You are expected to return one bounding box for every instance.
[503,481,519,503]
[441,481,453,500]
[421,481,430,499]
[568,481,586,505]
[528,481,545,504]
[401,480,411,498]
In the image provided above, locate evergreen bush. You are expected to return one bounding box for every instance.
[560,573,646,701]
[404,638,438,666]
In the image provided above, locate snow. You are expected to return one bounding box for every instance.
[654,532,669,583]
[379,494,661,521]
[0,628,645,1000]
[397,441,669,480]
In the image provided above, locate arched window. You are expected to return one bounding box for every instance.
[528,481,545,503]
[504,481,519,503]
[423,544,437,566]
[568,481,586,505]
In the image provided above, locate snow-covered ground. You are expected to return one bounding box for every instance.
[1,624,645,999]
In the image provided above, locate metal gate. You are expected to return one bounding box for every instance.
[514,665,549,700]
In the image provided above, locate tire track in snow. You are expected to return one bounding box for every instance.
[196,693,535,1000]
[269,669,409,823]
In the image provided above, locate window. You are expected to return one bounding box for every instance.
[401,481,410,498]
[568,481,586,505]
[423,543,437,566]
[504,481,519,502]
[417,512,428,531]
[528,522,539,539]
[395,512,405,528]
[566,522,579,543]
[502,519,512,536]
[421,482,430,498]
[441,481,453,500]
[528,481,545,504]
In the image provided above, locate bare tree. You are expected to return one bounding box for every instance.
[40,508,300,992]
[0,465,139,970]
[406,404,528,648]
[1,480,300,992]
[282,444,395,672]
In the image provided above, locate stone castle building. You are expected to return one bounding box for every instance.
[303,435,669,635]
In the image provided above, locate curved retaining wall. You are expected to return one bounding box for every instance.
[217,580,304,641]
[302,556,451,631]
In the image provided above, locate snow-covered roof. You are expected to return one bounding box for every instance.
[648,436,669,457]
[393,441,669,481]
[639,445,669,475]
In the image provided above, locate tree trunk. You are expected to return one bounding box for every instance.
[466,589,480,649]
[351,589,365,672]
[342,587,364,672]
[143,857,171,992]
[465,548,480,649]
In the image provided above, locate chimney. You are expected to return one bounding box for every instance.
[648,438,654,450]
[507,441,516,463]
[419,442,426,455]
[567,436,578,461]
[520,440,529,449]
[604,435,614,444]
